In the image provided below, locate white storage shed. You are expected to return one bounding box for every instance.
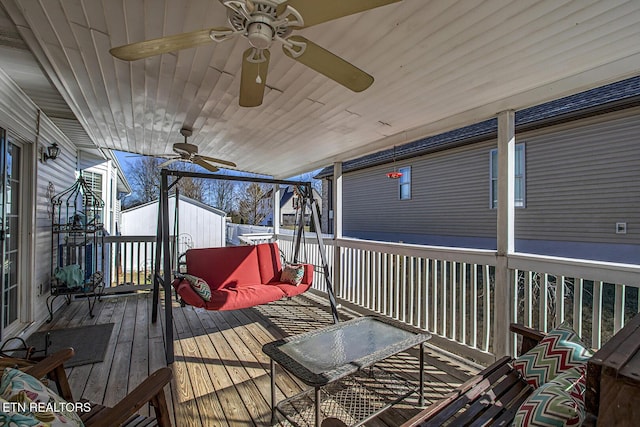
[121,194,227,253]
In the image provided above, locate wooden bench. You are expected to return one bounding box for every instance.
[401,324,545,426]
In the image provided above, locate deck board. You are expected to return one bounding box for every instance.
[40,291,479,426]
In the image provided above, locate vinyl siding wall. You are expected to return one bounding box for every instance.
[0,68,79,333]
[516,110,640,244]
[340,108,640,252]
[343,140,496,239]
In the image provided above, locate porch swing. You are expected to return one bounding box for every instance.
[151,170,338,364]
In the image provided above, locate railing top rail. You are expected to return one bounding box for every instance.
[277,231,638,284]
[509,252,640,286]
[336,237,497,265]
[104,235,163,243]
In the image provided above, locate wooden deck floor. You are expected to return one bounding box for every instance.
[37,291,480,426]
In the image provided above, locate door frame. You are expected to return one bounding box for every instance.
[0,131,35,339]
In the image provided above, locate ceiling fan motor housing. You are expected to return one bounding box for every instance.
[247,21,273,49]
[227,0,292,49]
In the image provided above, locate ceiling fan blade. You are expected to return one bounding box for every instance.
[158,158,180,169]
[110,27,232,61]
[239,48,270,107]
[197,155,237,168]
[147,154,177,159]
[283,36,373,92]
[278,0,401,28]
[194,158,219,173]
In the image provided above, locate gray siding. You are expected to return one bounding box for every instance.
[343,140,497,239]
[341,108,640,251]
[517,110,640,244]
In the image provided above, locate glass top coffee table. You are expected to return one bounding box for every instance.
[263,316,431,426]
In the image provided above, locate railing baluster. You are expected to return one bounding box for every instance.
[442,261,447,338]
[449,261,458,341]
[432,260,438,335]
[525,271,532,327]
[483,265,491,352]
[592,281,603,349]
[375,252,381,313]
[573,278,583,338]
[614,284,625,333]
[401,255,407,323]
[365,249,371,308]
[471,264,477,349]
[393,255,398,320]
[540,274,548,332]
[408,256,415,325]
[137,241,142,285]
[416,258,422,328]
[381,253,387,316]
[461,262,467,345]
[556,275,565,326]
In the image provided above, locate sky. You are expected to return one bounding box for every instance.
[114,150,322,190]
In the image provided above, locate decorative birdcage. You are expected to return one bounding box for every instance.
[51,175,104,233]
[48,174,105,322]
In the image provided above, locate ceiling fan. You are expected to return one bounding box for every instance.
[155,128,237,173]
[109,0,401,107]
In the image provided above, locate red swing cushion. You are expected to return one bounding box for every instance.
[173,242,313,311]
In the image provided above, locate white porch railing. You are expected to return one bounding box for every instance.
[275,231,640,362]
[103,235,165,291]
[509,254,640,351]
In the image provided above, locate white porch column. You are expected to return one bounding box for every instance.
[332,162,343,297]
[495,110,516,357]
[273,184,280,237]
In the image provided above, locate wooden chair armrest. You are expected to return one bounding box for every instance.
[401,356,512,426]
[510,323,546,355]
[24,347,75,401]
[89,367,172,427]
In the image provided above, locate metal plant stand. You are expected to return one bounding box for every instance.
[48,175,105,322]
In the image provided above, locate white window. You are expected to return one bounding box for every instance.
[398,166,411,200]
[83,171,103,201]
[490,144,525,209]
[82,171,104,223]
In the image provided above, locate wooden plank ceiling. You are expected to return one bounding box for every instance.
[1,0,640,177]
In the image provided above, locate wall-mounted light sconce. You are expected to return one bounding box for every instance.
[41,142,60,162]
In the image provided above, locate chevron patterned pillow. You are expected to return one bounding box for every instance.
[513,365,587,426]
[183,274,212,302]
[512,323,591,389]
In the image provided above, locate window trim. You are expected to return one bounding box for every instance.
[490,143,525,209]
[398,166,411,200]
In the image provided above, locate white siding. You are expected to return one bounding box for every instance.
[0,69,80,329]
[121,195,226,250]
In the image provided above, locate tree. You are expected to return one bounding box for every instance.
[295,171,322,195]
[238,182,271,225]
[124,157,207,208]
[125,157,162,208]
[205,173,237,213]
[173,163,206,201]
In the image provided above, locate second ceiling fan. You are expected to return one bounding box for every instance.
[156,128,237,173]
[110,0,401,107]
